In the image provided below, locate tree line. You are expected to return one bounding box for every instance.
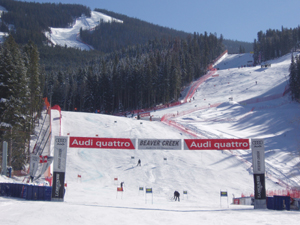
[252,26,300,102]
[0,36,43,170]
[289,54,300,101]
[253,26,300,64]
[80,8,190,53]
[47,33,224,114]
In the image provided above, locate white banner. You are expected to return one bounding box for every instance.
[29,154,40,177]
[38,156,54,179]
[53,136,68,173]
[251,139,265,174]
[138,139,181,150]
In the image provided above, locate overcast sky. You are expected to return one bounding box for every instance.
[19,0,300,42]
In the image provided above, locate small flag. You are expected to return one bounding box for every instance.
[146,188,152,193]
[117,187,123,192]
[220,191,228,197]
[39,155,48,163]
[183,191,188,194]
[114,178,118,181]
[78,174,81,178]
[139,187,144,191]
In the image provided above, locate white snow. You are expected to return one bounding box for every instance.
[1,52,300,224]
[0,32,8,43]
[44,11,123,50]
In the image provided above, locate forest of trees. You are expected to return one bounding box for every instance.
[80,8,190,53]
[0,0,91,44]
[253,26,300,64]
[289,54,300,101]
[47,33,224,113]
[253,26,300,101]
[0,36,43,170]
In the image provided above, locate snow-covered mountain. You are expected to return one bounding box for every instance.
[1,51,300,224]
[44,11,123,50]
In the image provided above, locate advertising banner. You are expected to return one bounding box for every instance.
[251,138,266,209]
[52,171,65,200]
[69,137,136,150]
[52,136,68,201]
[139,112,150,118]
[251,139,265,174]
[253,174,266,200]
[184,139,250,150]
[53,137,68,173]
[138,139,181,150]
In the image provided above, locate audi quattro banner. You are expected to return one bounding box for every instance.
[184,139,250,150]
[138,139,181,150]
[69,137,136,150]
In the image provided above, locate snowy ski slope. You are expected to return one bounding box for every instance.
[1,53,300,225]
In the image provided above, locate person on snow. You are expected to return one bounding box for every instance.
[137,159,141,166]
[120,182,124,188]
[174,191,180,201]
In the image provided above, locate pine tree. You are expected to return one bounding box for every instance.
[0,35,31,170]
[289,54,300,101]
[23,41,42,136]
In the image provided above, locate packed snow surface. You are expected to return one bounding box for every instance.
[1,52,300,224]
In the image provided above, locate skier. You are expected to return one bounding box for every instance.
[174,190,180,201]
[120,182,124,188]
[137,159,141,166]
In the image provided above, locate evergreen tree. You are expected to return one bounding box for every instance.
[0,36,31,170]
[23,41,42,131]
[289,54,300,101]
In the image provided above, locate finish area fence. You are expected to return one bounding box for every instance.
[25,98,52,183]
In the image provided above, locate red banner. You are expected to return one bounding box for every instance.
[184,139,249,150]
[69,137,136,149]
